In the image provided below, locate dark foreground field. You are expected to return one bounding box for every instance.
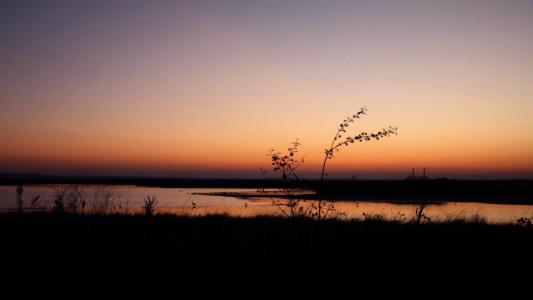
[2,213,533,264]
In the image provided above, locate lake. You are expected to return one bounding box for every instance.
[1,184,533,223]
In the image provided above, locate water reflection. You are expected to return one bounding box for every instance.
[1,185,532,224]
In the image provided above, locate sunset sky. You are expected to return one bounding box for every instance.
[1,0,532,179]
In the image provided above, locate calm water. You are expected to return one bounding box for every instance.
[1,184,533,224]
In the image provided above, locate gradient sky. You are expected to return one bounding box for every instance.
[1,0,532,178]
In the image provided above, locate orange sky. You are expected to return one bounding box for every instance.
[1,0,532,178]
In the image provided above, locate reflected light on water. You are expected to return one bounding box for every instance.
[1,185,532,224]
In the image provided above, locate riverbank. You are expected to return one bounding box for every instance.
[2,212,533,260]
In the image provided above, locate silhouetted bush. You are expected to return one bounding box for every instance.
[66,185,89,214]
[268,139,304,181]
[53,188,67,214]
[517,217,532,227]
[91,187,116,214]
[16,185,23,214]
[412,201,431,224]
[143,196,158,217]
[266,140,310,217]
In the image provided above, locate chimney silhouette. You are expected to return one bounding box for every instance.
[423,168,426,177]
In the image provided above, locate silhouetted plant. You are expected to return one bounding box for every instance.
[48,185,90,214]
[16,185,23,214]
[517,217,532,227]
[53,188,67,214]
[318,107,397,218]
[91,187,115,214]
[268,139,304,181]
[309,201,346,220]
[265,140,347,219]
[393,212,408,222]
[469,213,487,224]
[143,196,158,217]
[267,140,308,217]
[320,107,397,182]
[62,185,88,213]
[362,212,386,222]
[30,195,41,209]
[413,201,431,224]
[273,197,314,218]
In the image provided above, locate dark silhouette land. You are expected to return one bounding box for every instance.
[2,212,533,264]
